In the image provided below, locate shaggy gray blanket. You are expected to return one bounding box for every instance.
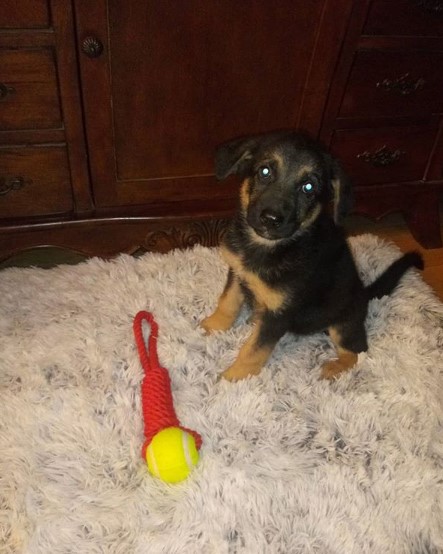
[1,234,442,553]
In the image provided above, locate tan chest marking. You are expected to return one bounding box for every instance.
[221,246,286,312]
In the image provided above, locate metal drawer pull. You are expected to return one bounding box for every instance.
[81,36,104,58]
[0,176,29,196]
[376,73,425,96]
[412,0,443,13]
[357,146,405,167]
[0,83,16,101]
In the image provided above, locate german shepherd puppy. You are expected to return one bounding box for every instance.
[201,131,423,381]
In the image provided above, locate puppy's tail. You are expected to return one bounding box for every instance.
[365,251,424,300]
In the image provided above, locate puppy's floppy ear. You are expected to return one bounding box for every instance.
[329,157,353,223]
[215,136,257,180]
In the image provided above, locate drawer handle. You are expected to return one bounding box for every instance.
[0,176,29,196]
[81,36,104,58]
[0,83,16,101]
[357,146,405,167]
[412,0,443,13]
[376,73,425,96]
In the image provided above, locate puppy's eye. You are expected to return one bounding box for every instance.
[257,166,272,181]
[301,182,314,195]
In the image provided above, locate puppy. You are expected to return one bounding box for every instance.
[201,130,423,381]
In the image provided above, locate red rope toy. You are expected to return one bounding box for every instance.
[133,311,202,462]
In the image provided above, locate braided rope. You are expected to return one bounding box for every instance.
[133,311,202,458]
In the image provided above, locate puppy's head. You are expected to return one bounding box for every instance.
[215,131,352,242]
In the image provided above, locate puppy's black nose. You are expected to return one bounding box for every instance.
[259,209,284,229]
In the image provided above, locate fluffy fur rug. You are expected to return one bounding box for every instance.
[1,234,443,554]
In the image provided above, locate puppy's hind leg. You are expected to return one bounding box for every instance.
[201,269,244,334]
[320,323,367,380]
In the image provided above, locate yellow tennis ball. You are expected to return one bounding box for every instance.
[146,427,199,483]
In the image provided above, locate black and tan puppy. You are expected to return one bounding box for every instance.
[201,131,423,381]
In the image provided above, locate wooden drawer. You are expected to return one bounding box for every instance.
[0,0,50,29]
[329,125,437,185]
[339,50,443,119]
[0,146,73,219]
[0,49,62,131]
[364,0,443,37]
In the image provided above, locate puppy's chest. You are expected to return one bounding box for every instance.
[220,245,289,312]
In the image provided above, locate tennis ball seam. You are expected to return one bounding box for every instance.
[182,431,193,470]
[146,442,160,478]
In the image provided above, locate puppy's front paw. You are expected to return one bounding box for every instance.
[200,313,232,335]
[220,361,261,382]
[200,316,215,335]
[319,359,351,380]
[220,365,245,382]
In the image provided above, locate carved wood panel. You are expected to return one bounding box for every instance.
[141,218,230,253]
[0,218,231,264]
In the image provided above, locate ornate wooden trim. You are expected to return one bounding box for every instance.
[141,219,230,253]
[0,217,231,264]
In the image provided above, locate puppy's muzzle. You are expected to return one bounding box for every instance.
[247,205,294,240]
[260,209,284,229]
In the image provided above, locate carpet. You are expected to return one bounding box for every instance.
[1,234,443,554]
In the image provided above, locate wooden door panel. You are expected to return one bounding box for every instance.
[76,0,329,213]
[0,0,50,29]
[109,1,323,180]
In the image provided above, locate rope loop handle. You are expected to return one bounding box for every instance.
[133,311,160,371]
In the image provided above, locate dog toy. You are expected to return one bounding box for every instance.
[133,311,202,483]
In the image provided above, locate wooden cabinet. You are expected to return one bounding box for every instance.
[0,146,72,218]
[330,125,439,186]
[74,0,334,214]
[363,0,443,37]
[0,0,91,227]
[1,0,442,261]
[337,50,443,120]
[0,0,51,29]
[321,0,443,248]
[0,49,62,130]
